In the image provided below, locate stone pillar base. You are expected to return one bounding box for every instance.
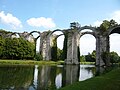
[65,59,79,65]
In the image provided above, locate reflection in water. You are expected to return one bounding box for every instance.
[0,65,34,90]
[38,65,52,90]
[29,65,38,90]
[62,65,80,87]
[79,65,95,81]
[55,73,62,89]
[0,64,95,90]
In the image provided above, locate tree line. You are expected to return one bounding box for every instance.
[80,50,120,64]
[0,36,35,60]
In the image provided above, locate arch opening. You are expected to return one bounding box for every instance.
[80,33,96,62]
[110,33,120,64]
[28,31,41,60]
[29,31,41,52]
[50,31,65,61]
[109,27,120,55]
[110,33,120,55]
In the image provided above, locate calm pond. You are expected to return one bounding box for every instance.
[0,65,95,90]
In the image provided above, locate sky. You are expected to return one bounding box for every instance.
[0,0,120,55]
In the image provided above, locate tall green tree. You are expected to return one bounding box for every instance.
[1,37,35,60]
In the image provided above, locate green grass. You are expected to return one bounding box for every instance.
[0,60,95,65]
[59,67,120,90]
[0,60,63,65]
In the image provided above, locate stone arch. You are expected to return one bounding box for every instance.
[79,26,97,42]
[79,26,97,45]
[108,25,120,56]
[10,32,21,38]
[29,31,41,37]
[80,31,96,38]
[48,29,65,61]
[79,27,97,63]
[48,29,65,37]
[79,26,96,32]
[55,34,64,39]
[28,31,41,44]
[28,31,41,56]
[108,25,120,35]
[35,35,41,41]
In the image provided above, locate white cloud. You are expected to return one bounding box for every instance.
[93,20,102,27]
[110,10,120,24]
[0,11,22,29]
[93,10,120,27]
[27,17,56,28]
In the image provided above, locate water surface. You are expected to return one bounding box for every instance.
[0,64,95,90]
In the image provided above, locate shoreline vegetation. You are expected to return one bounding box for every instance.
[0,60,95,65]
[60,67,120,90]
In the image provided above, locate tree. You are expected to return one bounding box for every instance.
[110,51,119,64]
[1,37,35,60]
[0,36,5,57]
[80,55,86,62]
[99,19,118,33]
[57,48,63,60]
[85,51,96,62]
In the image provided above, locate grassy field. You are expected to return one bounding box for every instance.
[59,67,120,90]
[0,60,64,65]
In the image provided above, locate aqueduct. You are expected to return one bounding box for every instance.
[1,22,120,66]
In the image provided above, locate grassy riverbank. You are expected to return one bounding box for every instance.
[0,60,95,65]
[60,67,120,90]
[0,60,63,65]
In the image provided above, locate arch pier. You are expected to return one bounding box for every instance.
[2,23,120,66]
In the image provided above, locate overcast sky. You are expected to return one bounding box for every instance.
[0,0,120,55]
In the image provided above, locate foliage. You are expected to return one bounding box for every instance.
[0,37,35,60]
[0,29,12,34]
[80,55,86,62]
[85,50,96,62]
[51,37,57,61]
[110,51,120,64]
[101,51,110,66]
[99,19,118,34]
[57,48,63,60]
[85,53,95,62]
[0,37,4,57]
[80,50,96,62]
[35,53,43,61]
